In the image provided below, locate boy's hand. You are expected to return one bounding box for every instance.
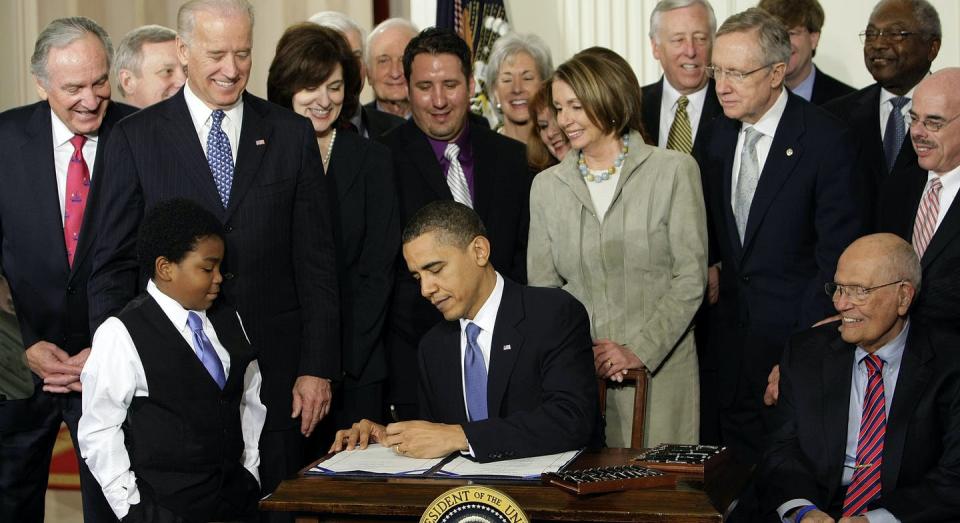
[292,375,332,436]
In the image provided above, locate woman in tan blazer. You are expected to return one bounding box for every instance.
[528,48,707,447]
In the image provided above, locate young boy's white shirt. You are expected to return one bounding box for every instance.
[78,279,266,519]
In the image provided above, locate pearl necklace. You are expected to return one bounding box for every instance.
[321,128,337,172]
[578,134,629,183]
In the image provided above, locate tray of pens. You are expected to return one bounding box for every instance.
[542,464,677,495]
[632,444,729,478]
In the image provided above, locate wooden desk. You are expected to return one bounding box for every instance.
[260,449,750,522]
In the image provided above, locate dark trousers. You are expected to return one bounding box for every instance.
[0,382,117,523]
[258,427,304,523]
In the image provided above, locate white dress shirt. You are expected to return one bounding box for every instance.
[777,322,909,523]
[51,110,98,221]
[657,79,710,149]
[924,165,960,232]
[78,280,266,519]
[730,88,789,208]
[183,81,243,161]
[879,85,916,143]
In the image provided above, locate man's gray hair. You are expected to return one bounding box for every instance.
[178,0,254,47]
[889,238,923,292]
[484,32,553,95]
[31,17,113,85]
[112,25,177,96]
[649,0,717,41]
[308,11,366,53]
[716,7,791,67]
[870,0,941,40]
[365,17,419,68]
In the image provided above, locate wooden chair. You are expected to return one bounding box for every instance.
[597,368,650,449]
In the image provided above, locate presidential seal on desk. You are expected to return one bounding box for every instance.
[420,485,528,523]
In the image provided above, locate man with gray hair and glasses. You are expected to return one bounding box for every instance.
[695,7,862,467]
[309,10,404,139]
[113,24,185,109]
[758,233,960,521]
[88,1,339,516]
[0,15,135,523]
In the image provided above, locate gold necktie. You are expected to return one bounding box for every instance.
[666,95,693,154]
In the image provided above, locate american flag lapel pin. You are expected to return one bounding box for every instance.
[503,344,511,351]
[256,139,266,146]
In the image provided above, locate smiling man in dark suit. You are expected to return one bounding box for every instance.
[878,68,960,332]
[0,16,136,523]
[87,0,339,512]
[759,233,960,522]
[378,27,530,422]
[331,201,598,461]
[824,0,941,228]
[642,0,722,155]
[696,8,863,466]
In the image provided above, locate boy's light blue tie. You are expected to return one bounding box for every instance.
[187,311,226,389]
[207,109,234,208]
[464,322,488,421]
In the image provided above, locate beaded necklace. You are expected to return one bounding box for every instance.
[321,128,337,172]
[577,134,629,183]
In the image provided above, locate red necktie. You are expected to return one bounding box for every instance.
[842,354,886,516]
[912,177,942,259]
[64,135,89,266]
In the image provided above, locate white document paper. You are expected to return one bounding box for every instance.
[438,449,581,478]
[309,443,444,475]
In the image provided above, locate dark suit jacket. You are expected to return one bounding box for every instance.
[824,83,919,228]
[326,131,399,385]
[878,168,960,330]
[360,102,405,139]
[88,90,339,430]
[0,100,136,357]
[758,322,960,521]
[641,78,722,149]
[417,278,600,462]
[379,120,531,406]
[697,91,864,408]
[809,68,857,106]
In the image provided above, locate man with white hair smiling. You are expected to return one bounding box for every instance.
[113,25,185,108]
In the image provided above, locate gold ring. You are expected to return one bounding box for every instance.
[607,360,613,367]
[395,445,401,454]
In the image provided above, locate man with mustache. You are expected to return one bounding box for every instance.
[877,68,960,332]
[378,28,530,422]
[0,16,135,523]
[824,0,941,228]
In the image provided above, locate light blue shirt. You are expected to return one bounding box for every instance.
[791,65,817,102]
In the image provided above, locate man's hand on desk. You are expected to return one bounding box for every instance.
[383,421,469,459]
[329,419,387,452]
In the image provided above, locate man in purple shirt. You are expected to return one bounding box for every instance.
[376,27,530,422]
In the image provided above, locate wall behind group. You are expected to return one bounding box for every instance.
[1,0,957,111]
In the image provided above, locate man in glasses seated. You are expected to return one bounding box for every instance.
[824,0,942,229]
[695,7,862,468]
[758,233,960,521]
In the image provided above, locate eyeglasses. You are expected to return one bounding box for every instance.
[704,63,775,83]
[825,280,903,304]
[906,112,960,132]
[859,30,922,44]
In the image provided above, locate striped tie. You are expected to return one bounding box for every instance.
[842,354,886,517]
[444,143,473,208]
[666,95,693,154]
[912,177,942,258]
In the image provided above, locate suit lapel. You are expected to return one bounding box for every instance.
[553,152,596,216]
[404,123,452,200]
[437,323,469,424]
[470,126,494,221]
[487,279,525,417]
[20,102,70,272]
[741,94,805,251]
[714,118,742,259]
[225,93,271,222]
[920,192,960,270]
[327,132,361,201]
[882,325,933,494]
[822,335,855,484]
[162,91,223,211]
[642,79,664,145]
[695,80,721,149]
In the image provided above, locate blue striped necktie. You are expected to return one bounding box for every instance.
[843,354,886,516]
[187,312,227,389]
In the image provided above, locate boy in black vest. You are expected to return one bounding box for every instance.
[78,198,265,522]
